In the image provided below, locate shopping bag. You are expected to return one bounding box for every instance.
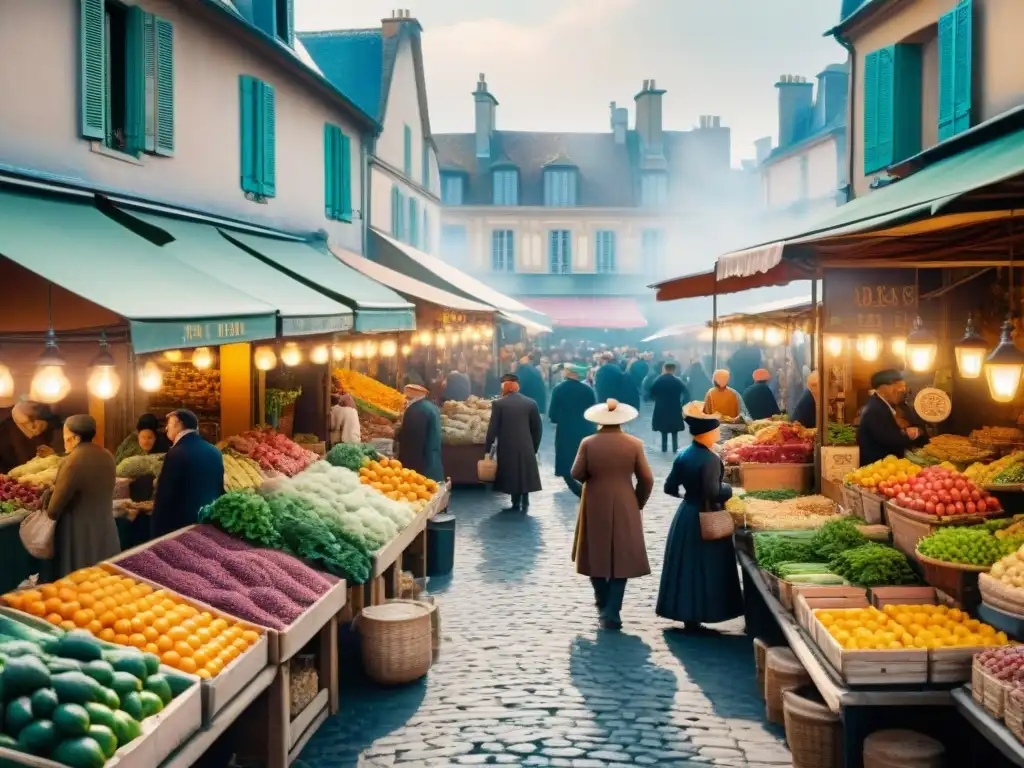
[477,444,497,483]
[20,508,55,559]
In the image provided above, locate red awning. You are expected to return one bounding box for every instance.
[519,297,647,329]
[650,260,817,302]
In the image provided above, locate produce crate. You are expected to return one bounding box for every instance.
[740,463,813,493]
[884,501,999,565]
[794,593,870,641]
[841,484,865,519]
[782,584,866,615]
[870,586,939,608]
[858,488,886,525]
[814,625,929,685]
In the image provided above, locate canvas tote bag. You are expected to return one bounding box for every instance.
[20,508,55,559]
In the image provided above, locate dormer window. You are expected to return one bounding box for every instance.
[254,0,294,46]
[441,172,464,205]
[641,172,668,207]
[492,169,519,205]
[544,168,577,206]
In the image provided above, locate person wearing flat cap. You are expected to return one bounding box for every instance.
[857,369,923,467]
[743,368,782,421]
[656,402,743,630]
[153,409,224,537]
[571,398,654,629]
[44,414,120,578]
[650,362,690,453]
[548,364,597,497]
[397,384,444,483]
[485,374,543,512]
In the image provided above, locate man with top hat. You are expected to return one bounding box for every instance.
[742,368,782,421]
[485,374,543,512]
[548,364,597,497]
[571,397,654,629]
[397,384,444,483]
[857,368,923,467]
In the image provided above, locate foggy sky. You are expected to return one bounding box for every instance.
[297,0,846,163]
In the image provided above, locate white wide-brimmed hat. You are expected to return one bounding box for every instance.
[584,398,638,426]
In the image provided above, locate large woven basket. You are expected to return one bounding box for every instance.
[972,657,986,705]
[753,637,771,699]
[390,598,441,653]
[359,602,433,684]
[1006,688,1024,744]
[783,688,841,768]
[862,729,943,768]
[982,667,1011,719]
[765,647,810,725]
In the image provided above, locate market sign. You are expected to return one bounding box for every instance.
[822,268,918,334]
[130,314,278,353]
[281,314,354,337]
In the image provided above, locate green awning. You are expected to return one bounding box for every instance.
[119,209,354,337]
[223,231,416,333]
[0,190,278,353]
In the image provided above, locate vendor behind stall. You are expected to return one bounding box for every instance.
[790,370,819,428]
[857,369,923,466]
[743,369,781,420]
[703,369,748,421]
[0,402,63,474]
[114,413,170,464]
[442,368,472,403]
[397,384,444,483]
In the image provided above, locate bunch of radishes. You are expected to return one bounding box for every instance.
[0,475,42,510]
[978,646,1024,683]
[878,465,1002,516]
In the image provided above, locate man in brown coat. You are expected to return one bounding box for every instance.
[570,398,654,629]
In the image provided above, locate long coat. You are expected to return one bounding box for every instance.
[594,362,624,402]
[485,392,543,495]
[571,428,653,579]
[650,373,688,434]
[516,364,548,413]
[47,441,120,579]
[152,432,224,538]
[743,382,781,420]
[857,393,914,467]
[618,373,641,409]
[628,359,650,392]
[790,388,817,428]
[548,378,596,477]
[442,372,471,403]
[398,398,445,482]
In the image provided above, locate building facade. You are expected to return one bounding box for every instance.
[835,0,1023,197]
[0,0,373,252]
[300,10,441,257]
[756,64,849,224]
[434,76,759,331]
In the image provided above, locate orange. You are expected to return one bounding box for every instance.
[43,597,63,614]
[152,618,171,635]
[205,658,224,675]
[59,602,81,621]
[241,630,260,645]
[192,650,210,668]
[181,619,197,634]
[86,620,103,635]
[113,634,130,646]
[72,610,93,627]
[156,636,174,653]
[101,596,119,611]
[137,583,152,596]
[69,571,89,584]
[113,619,132,636]
[196,628,212,644]
[143,626,159,642]
[57,587,77,603]
[161,599,177,612]
[173,641,193,658]
[79,581,98,593]
[98,628,116,642]
[128,633,147,649]
[114,607,131,621]
[4,594,23,610]
[232,638,249,652]
[51,580,74,591]
[138,611,155,626]
[128,586,142,600]
[60,620,76,632]
[45,613,63,626]
[186,635,202,650]
[20,589,42,603]
[39,584,58,599]
[151,605,167,619]
[167,627,188,642]
[144,643,160,655]
[161,651,181,668]
[178,657,197,674]
[78,594,97,610]
[130,617,147,633]
[98,611,117,628]
[178,605,196,619]
[210,618,228,633]
[197,668,212,680]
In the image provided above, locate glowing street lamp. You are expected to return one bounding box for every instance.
[905,317,938,373]
[856,334,882,363]
[984,318,1024,403]
[953,314,989,379]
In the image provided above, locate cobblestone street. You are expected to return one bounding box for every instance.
[297,419,792,767]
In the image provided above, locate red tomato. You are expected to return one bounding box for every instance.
[966,501,977,515]
[936,503,946,516]
[977,500,988,513]
[925,501,936,515]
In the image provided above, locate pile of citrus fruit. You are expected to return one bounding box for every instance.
[844,455,923,489]
[359,456,439,509]
[815,604,1008,650]
[3,566,261,678]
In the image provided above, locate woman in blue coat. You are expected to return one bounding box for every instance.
[656,402,743,630]
[548,365,596,497]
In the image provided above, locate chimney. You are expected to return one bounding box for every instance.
[815,64,849,128]
[609,101,628,145]
[775,74,814,148]
[382,9,421,38]
[840,0,863,21]
[753,136,773,165]
[634,78,666,156]
[474,73,497,159]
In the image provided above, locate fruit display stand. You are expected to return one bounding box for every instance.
[738,550,963,767]
[739,462,813,493]
[885,501,1004,563]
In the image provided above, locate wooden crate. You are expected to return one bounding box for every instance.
[841,484,865,519]
[740,462,813,492]
[780,583,865,613]
[816,628,929,685]
[859,489,886,524]
[929,645,990,683]
[795,594,870,640]
[870,586,939,608]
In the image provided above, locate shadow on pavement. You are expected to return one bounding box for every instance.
[477,509,542,583]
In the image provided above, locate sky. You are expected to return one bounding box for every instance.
[296,0,845,164]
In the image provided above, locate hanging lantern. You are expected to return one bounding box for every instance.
[953,314,989,379]
[87,335,120,400]
[163,349,183,363]
[381,340,398,357]
[280,343,302,367]
[351,343,365,359]
[366,341,379,357]
[764,327,785,347]
[905,316,938,373]
[825,335,845,357]
[856,334,882,363]
[483,326,494,340]
[420,331,433,346]
[750,326,765,342]
[891,336,907,358]
[310,345,330,365]
[30,331,71,404]
[191,347,214,369]
[0,361,12,400]
[436,334,447,349]
[138,361,164,393]
[401,344,412,357]
[984,318,1024,403]
[331,345,345,362]
[253,346,277,371]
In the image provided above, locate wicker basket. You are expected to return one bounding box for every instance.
[1006,688,1024,744]
[783,688,841,768]
[359,602,433,684]
[700,509,735,541]
[862,729,944,768]
[982,667,1011,719]
[972,657,987,706]
[754,637,771,699]
[980,573,1024,615]
[765,647,811,725]
[390,598,441,653]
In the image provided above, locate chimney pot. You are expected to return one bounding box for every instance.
[713,116,720,128]
[649,78,656,89]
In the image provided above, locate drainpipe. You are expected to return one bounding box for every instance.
[833,30,855,203]
[361,133,373,256]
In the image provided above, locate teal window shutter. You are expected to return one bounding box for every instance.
[953,0,973,134]
[259,81,276,197]
[863,44,921,174]
[79,0,106,140]
[143,13,156,152]
[937,11,955,140]
[123,6,147,155]
[283,0,295,46]
[423,209,431,253]
[391,186,401,236]
[863,50,879,174]
[397,191,405,240]
[153,18,174,155]
[324,124,337,218]
[875,46,896,170]
[408,198,419,248]
[239,76,259,194]
[421,139,430,189]
[403,125,412,177]
[339,132,352,221]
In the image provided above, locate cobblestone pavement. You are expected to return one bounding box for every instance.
[297,417,791,767]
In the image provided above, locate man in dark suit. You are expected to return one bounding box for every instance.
[515,353,548,414]
[397,384,444,483]
[857,369,923,467]
[650,362,689,453]
[486,374,543,512]
[152,409,224,537]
